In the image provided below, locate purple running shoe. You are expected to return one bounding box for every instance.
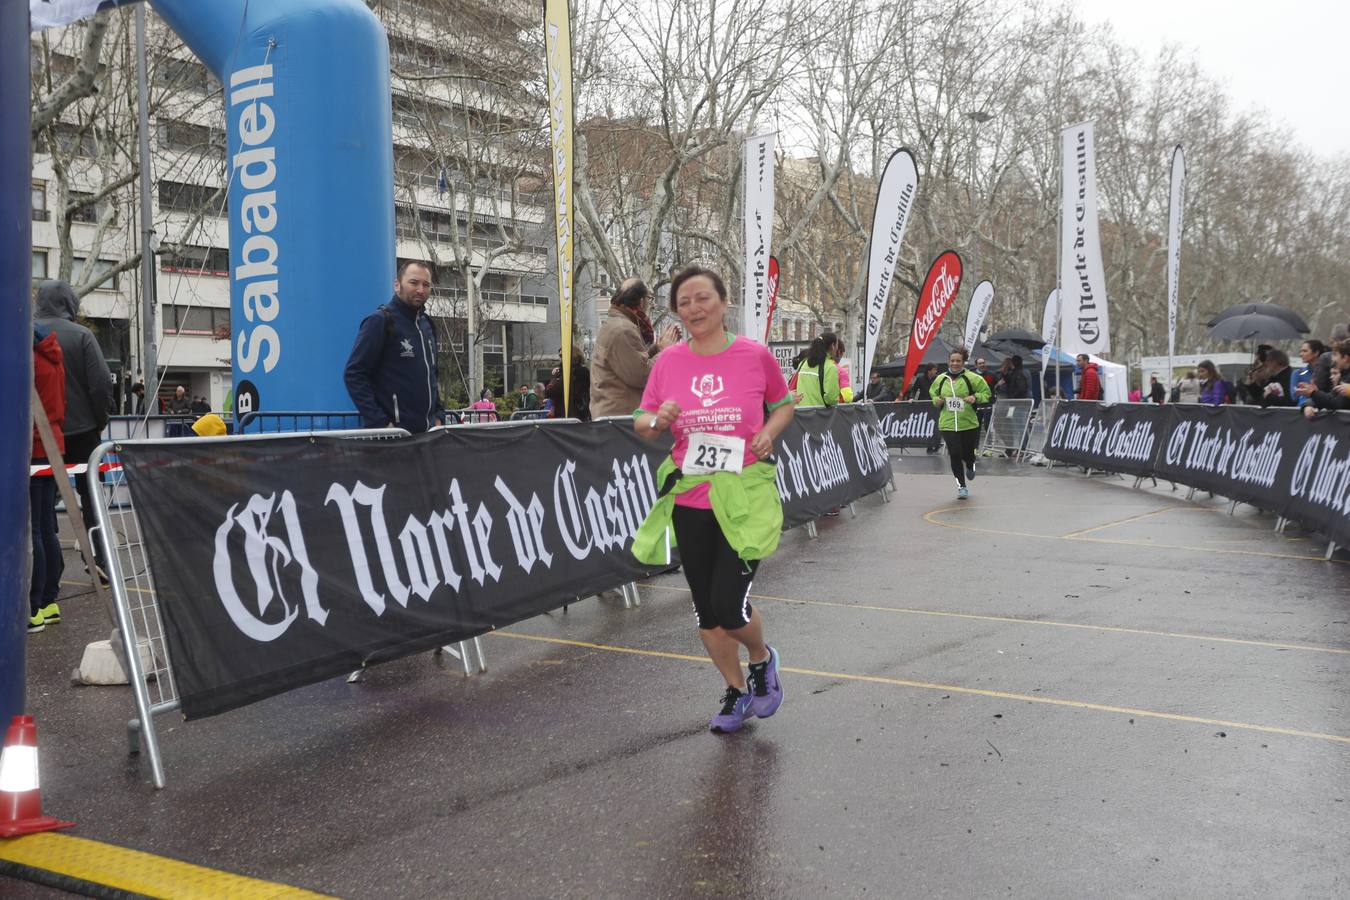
[747,645,783,718]
[710,686,754,733]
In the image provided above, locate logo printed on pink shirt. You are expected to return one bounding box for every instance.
[690,374,728,408]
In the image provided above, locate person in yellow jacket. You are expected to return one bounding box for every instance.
[930,347,991,499]
[792,332,842,407]
[633,265,795,734]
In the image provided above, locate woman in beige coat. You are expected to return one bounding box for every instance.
[590,278,679,418]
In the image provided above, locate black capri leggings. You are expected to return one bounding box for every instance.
[942,428,979,485]
[671,504,759,631]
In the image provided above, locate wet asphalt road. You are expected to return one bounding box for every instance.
[7,455,1350,898]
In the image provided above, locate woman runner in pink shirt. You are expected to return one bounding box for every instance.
[635,267,795,733]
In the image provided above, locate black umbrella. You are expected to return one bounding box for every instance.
[986,328,1046,348]
[1206,302,1310,333]
[871,336,961,377]
[1206,313,1307,342]
[984,338,1041,358]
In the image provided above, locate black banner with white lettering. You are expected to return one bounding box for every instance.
[118,410,890,718]
[870,401,941,448]
[1044,402,1350,546]
[775,404,891,526]
[1043,401,1164,477]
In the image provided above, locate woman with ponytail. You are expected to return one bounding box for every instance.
[792,332,842,407]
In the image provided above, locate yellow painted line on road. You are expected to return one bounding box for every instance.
[0,832,331,899]
[635,583,1350,656]
[923,506,1348,564]
[1059,506,1185,538]
[493,632,1350,746]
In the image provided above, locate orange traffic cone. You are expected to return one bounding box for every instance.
[0,715,74,838]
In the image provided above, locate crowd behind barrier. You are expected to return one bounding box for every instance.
[1043,401,1350,552]
[90,406,891,787]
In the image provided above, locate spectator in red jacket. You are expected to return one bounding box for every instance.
[31,324,67,634]
[1076,354,1102,401]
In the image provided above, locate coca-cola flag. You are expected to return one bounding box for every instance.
[962,280,995,353]
[763,256,781,343]
[862,149,920,384]
[902,251,963,395]
[1059,122,1111,355]
[1166,146,1185,377]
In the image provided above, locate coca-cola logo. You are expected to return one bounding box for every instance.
[912,251,963,350]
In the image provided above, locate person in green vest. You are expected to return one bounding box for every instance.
[930,347,991,499]
[791,332,842,407]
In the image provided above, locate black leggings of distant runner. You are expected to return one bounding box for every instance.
[943,428,979,486]
[671,504,759,631]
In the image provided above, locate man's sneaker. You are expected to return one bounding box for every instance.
[38,603,60,624]
[957,484,969,499]
[710,686,754,734]
[27,614,45,634]
[966,463,977,481]
[747,645,784,718]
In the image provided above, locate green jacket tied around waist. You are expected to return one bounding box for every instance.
[632,457,783,566]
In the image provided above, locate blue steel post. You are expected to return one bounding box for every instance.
[1,1,33,721]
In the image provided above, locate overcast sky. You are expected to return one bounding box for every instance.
[1070,0,1348,156]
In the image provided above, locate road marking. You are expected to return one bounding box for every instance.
[923,506,1348,564]
[634,583,1350,656]
[0,832,330,899]
[493,632,1350,746]
[1059,506,1183,538]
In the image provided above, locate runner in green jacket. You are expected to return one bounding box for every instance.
[930,347,991,498]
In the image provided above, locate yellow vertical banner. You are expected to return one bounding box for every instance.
[544,0,574,415]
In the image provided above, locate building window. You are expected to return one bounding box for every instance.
[72,257,119,291]
[69,190,116,225]
[31,181,48,221]
[158,180,224,215]
[32,250,48,280]
[158,119,226,156]
[153,56,217,94]
[163,304,230,336]
[161,244,229,276]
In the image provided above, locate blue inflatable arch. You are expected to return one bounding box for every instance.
[1,0,396,717]
[152,0,396,415]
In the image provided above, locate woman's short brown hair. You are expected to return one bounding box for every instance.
[948,347,969,361]
[668,266,728,313]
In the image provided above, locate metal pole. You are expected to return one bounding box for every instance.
[1053,127,1063,401]
[0,0,33,723]
[136,6,159,405]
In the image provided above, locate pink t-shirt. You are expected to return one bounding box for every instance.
[639,335,791,508]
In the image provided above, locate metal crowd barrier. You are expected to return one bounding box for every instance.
[1024,399,1059,460]
[89,427,412,790]
[103,414,209,441]
[508,409,550,421]
[454,408,501,424]
[236,410,365,433]
[981,398,1035,457]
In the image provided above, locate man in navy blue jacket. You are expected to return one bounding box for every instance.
[344,260,443,432]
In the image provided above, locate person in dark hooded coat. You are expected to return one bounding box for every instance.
[34,280,113,575]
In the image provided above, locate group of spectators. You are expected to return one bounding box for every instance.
[1146,326,1349,416]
